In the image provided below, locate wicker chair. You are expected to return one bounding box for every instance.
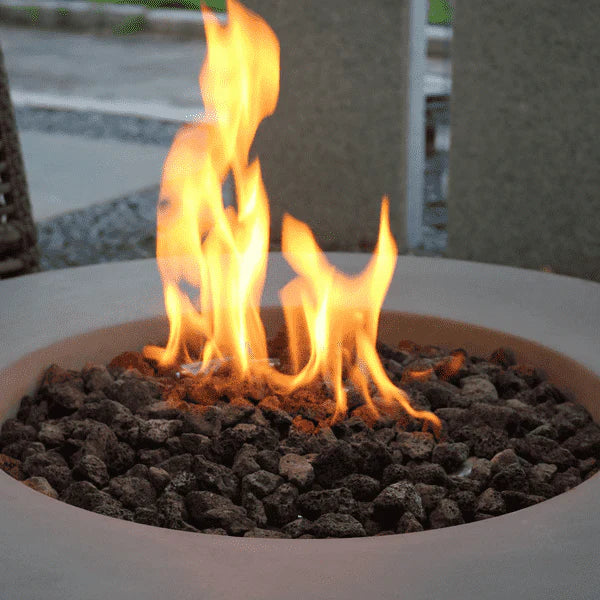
[0,44,39,278]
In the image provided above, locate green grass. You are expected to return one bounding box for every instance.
[428,0,453,25]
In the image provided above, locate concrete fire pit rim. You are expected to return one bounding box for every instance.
[1,255,599,600]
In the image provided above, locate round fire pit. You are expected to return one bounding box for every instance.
[1,254,599,600]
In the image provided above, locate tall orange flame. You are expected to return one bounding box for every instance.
[144,0,279,377]
[145,0,440,433]
[276,198,439,430]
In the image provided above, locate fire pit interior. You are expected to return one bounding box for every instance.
[2,307,599,540]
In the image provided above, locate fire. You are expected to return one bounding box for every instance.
[143,0,278,375]
[144,0,440,433]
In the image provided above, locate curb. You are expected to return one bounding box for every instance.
[0,0,225,39]
[10,90,202,123]
[0,1,451,56]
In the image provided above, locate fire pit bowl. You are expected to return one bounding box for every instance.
[1,254,599,600]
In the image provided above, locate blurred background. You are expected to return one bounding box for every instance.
[1,0,597,280]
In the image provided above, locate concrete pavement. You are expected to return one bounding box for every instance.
[20,131,168,221]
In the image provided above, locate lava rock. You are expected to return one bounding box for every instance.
[202,506,255,535]
[158,490,188,527]
[242,470,283,499]
[0,453,25,480]
[192,455,239,500]
[242,492,268,527]
[470,403,519,433]
[82,364,114,394]
[410,462,448,486]
[381,463,410,487]
[337,473,381,501]
[244,528,288,538]
[263,483,300,526]
[552,467,582,494]
[23,476,59,499]
[490,462,528,492]
[44,382,86,416]
[395,432,435,461]
[468,457,492,483]
[457,425,509,459]
[125,463,150,480]
[372,481,425,526]
[415,483,447,512]
[232,444,261,478]
[459,376,499,404]
[109,476,156,509]
[157,454,193,476]
[165,472,197,495]
[137,447,170,466]
[352,439,392,479]
[139,419,182,446]
[148,466,171,491]
[501,491,545,511]
[255,449,281,474]
[38,422,67,447]
[181,407,222,438]
[134,506,165,527]
[488,347,517,369]
[562,424,600,459]
[220,404,255,429]
[431,442,469,472]
[0,419,37,446]
[282,517,313,538]
[311,513,366,538]
[213,424,278,465]
[312,440,357,486]
[476,488,506,516]
[512,435,576,468]
[69,419,118,463]
[1,440,45,461]
[279,453,315,489]
[105,441,136,474]
[106,375,161,413]
[490,449,520,473]
[180,433,211,456]
[298,487,356,520]
[448,490,477,520]
[62,480,115,510]
[396,512,424,533]
[72,454,110,487]
[420,380,462,409]
[429,498,465,528]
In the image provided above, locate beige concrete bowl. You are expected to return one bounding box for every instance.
[1,255,599,600]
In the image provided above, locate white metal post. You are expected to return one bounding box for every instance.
[406,0,427,250]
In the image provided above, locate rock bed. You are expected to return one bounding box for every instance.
[1,341,599,539]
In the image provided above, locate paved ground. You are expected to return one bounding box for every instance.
[2,24,450,270]
[21,131,168,221]
[0,25,206,115]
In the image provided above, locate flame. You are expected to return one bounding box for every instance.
[144,0,279,377]
[145,0,440,434]
[274,199,440,432]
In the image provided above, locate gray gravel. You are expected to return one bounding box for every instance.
[16,106,180,147]
[36,185,159,270]
[20,108,448,271]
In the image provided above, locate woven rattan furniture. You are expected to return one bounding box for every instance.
[0,44,38,278]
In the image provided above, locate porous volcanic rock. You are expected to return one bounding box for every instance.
[1,343,599,539]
